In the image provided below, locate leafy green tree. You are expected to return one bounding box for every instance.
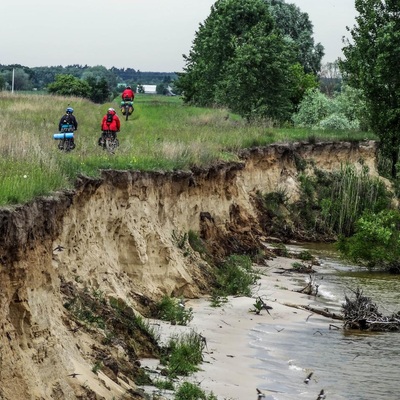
[156,83,167,95]
[178,0,303,122]
[85,76,111,103]
[179,0,275,107]
[2,68,32,91]
[337,210,400,272]
[340,0,400,178]
[47,74,91,98]
[288,63,319,110]
[320,61,342,97]
[81,65,117,90]
[0,74,5,91]
[266,0,324,74]
[214,24,296,121]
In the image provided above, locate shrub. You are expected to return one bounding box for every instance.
[174,382,217,400]
[153,378,175,391]
[293,85,368,131]
[291,165,392,237]
[298,250,313,261]
[155,296,193,326]
[188,230,207,254]
[292,88,331,127]
[317,113,359,131]
[215,254,258,297]
[164,332,205,377]
[337,209,400,272]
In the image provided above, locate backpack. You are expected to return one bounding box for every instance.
[62,114,72,125]
[106,113,113,123]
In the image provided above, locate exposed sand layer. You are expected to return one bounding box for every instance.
[0,141,374,399]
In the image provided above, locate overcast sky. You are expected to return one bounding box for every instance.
[0,0,356,72]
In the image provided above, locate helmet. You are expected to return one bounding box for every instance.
[66,107,74,113]
[126,86,131,89]
[107,107,116,115]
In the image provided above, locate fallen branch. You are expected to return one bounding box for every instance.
[284,303,343,321]
[342,287,400,331]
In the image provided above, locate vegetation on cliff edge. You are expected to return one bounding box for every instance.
[0,92,373,206]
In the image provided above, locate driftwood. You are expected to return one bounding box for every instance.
[342,287,400,331]
[284,303,343,321]
[295,274,319,296]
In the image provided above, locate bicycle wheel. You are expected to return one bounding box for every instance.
[105,138,117,153]
[125,105,129,121]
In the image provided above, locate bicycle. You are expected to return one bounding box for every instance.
[120,99,134,121]
[55,124,75,152]
[99,130,119,153]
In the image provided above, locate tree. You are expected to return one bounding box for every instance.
[340,0,400,178]
[156,83,168,95]
[0,74,5,91]
[214,24,296,121]
[319,61,342,97]
[85,76,111,103]
[81,65,117,90]
[47,74,91,98]
[177,0,301,122]
[288,63,319,110]
[265,0,324,74]
[2,68,32,91]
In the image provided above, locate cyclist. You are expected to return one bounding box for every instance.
[121,86,135,116]
[58,107,78,149]
[121,86,135,101]
[99,108,120,147]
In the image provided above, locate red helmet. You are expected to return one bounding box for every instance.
[107,107,116,115]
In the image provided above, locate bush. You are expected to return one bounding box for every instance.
[174,382,217,400]
[336,209,400,272]
[293,86,368,131]
[317,113,359,131]
[334,85,369,130]
[164,332,205,377]
[292,88,331,127]
[214,254,259,297]
[188,230,207,254]
[155,296,193,326]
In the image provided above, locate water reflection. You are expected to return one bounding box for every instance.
[293,242,400,311]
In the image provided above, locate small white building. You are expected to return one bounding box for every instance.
[141,85,157,94]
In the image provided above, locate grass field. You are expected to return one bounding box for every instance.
[0,92,376,206]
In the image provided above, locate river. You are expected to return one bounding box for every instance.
[250,243,400,400]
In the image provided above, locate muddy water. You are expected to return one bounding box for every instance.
[250,243,400,400]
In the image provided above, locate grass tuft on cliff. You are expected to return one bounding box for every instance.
[0,92,374,206]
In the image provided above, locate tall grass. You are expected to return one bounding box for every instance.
[318,165,391,236]
[0,92,374,206]
[294,165,392,237]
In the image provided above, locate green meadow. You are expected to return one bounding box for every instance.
[0,92,374,206]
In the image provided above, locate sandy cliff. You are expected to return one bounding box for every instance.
[0,140,379,399]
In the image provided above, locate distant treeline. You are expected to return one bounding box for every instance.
[0,64,178,91]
